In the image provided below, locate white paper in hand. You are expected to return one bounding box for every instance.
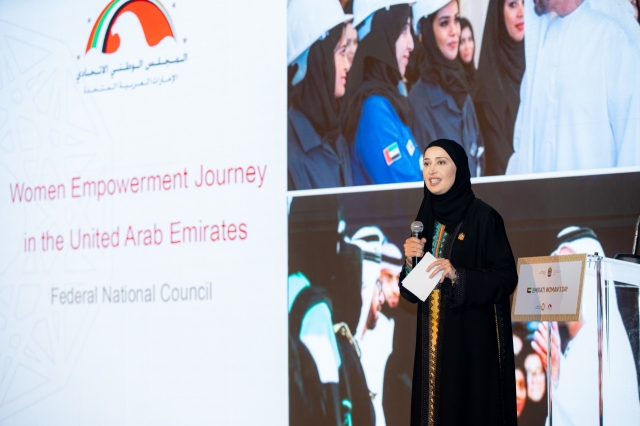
[401,252,442,302]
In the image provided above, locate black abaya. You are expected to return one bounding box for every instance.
[399,201,518,425]
[399,140,518,425]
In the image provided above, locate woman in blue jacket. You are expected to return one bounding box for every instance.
[409,0,484,177]
[342,1,422,185]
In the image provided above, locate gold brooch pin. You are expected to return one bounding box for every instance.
[457,233,465,241]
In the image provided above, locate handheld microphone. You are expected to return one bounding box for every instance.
[410,221,424,267]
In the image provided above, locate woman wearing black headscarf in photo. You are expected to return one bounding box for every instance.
[409,0,484,177]
[400,139,518,425]
[287,0,354,190]
[474,0,524,176]
[341,2,422,185]
[458,17,476,88]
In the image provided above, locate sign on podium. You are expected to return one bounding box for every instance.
[511,254,586,322]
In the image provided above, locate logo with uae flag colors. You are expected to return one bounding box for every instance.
[79,0,188,94]
[86,0,176,54]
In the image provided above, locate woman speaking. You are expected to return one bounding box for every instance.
[400,139,518,425]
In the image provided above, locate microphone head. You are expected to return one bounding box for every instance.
[410,221,424,234]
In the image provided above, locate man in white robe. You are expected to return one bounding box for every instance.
[349,227,394,426]
[507,0,640,174]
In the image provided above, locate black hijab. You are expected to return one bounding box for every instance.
[290,24,345,146]
[458,17,476,87]
[415,139,475,240]
[474,0,525,140]
[418,13,470,109]
[341,4,413,142]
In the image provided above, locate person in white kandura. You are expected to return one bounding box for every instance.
[348,226,394,426]
[506,0,640,174]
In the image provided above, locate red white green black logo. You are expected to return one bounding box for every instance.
[86,0,176,55]
[79,1,187,94]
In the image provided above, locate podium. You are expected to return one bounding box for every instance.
[546,256,640,425]
[594,256,640,425]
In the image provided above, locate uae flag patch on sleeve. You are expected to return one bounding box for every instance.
[383,142,402,166]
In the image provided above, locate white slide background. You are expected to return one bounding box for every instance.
[0,0,287,424]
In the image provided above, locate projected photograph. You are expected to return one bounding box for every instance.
[287,171,640,425]
[0,0,286,423]
[286,0,640,190]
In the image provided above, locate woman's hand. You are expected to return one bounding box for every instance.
[404,237,426,261]
[426,259,457,283]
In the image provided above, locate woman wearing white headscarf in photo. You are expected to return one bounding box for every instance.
[532,226,640,425]
[349,226,395,426]
[287,0,354,190]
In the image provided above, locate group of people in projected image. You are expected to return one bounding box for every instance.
[288,198,412,426]
[287,0,640,190]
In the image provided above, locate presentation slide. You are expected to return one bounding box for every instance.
[1,1,287,424]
